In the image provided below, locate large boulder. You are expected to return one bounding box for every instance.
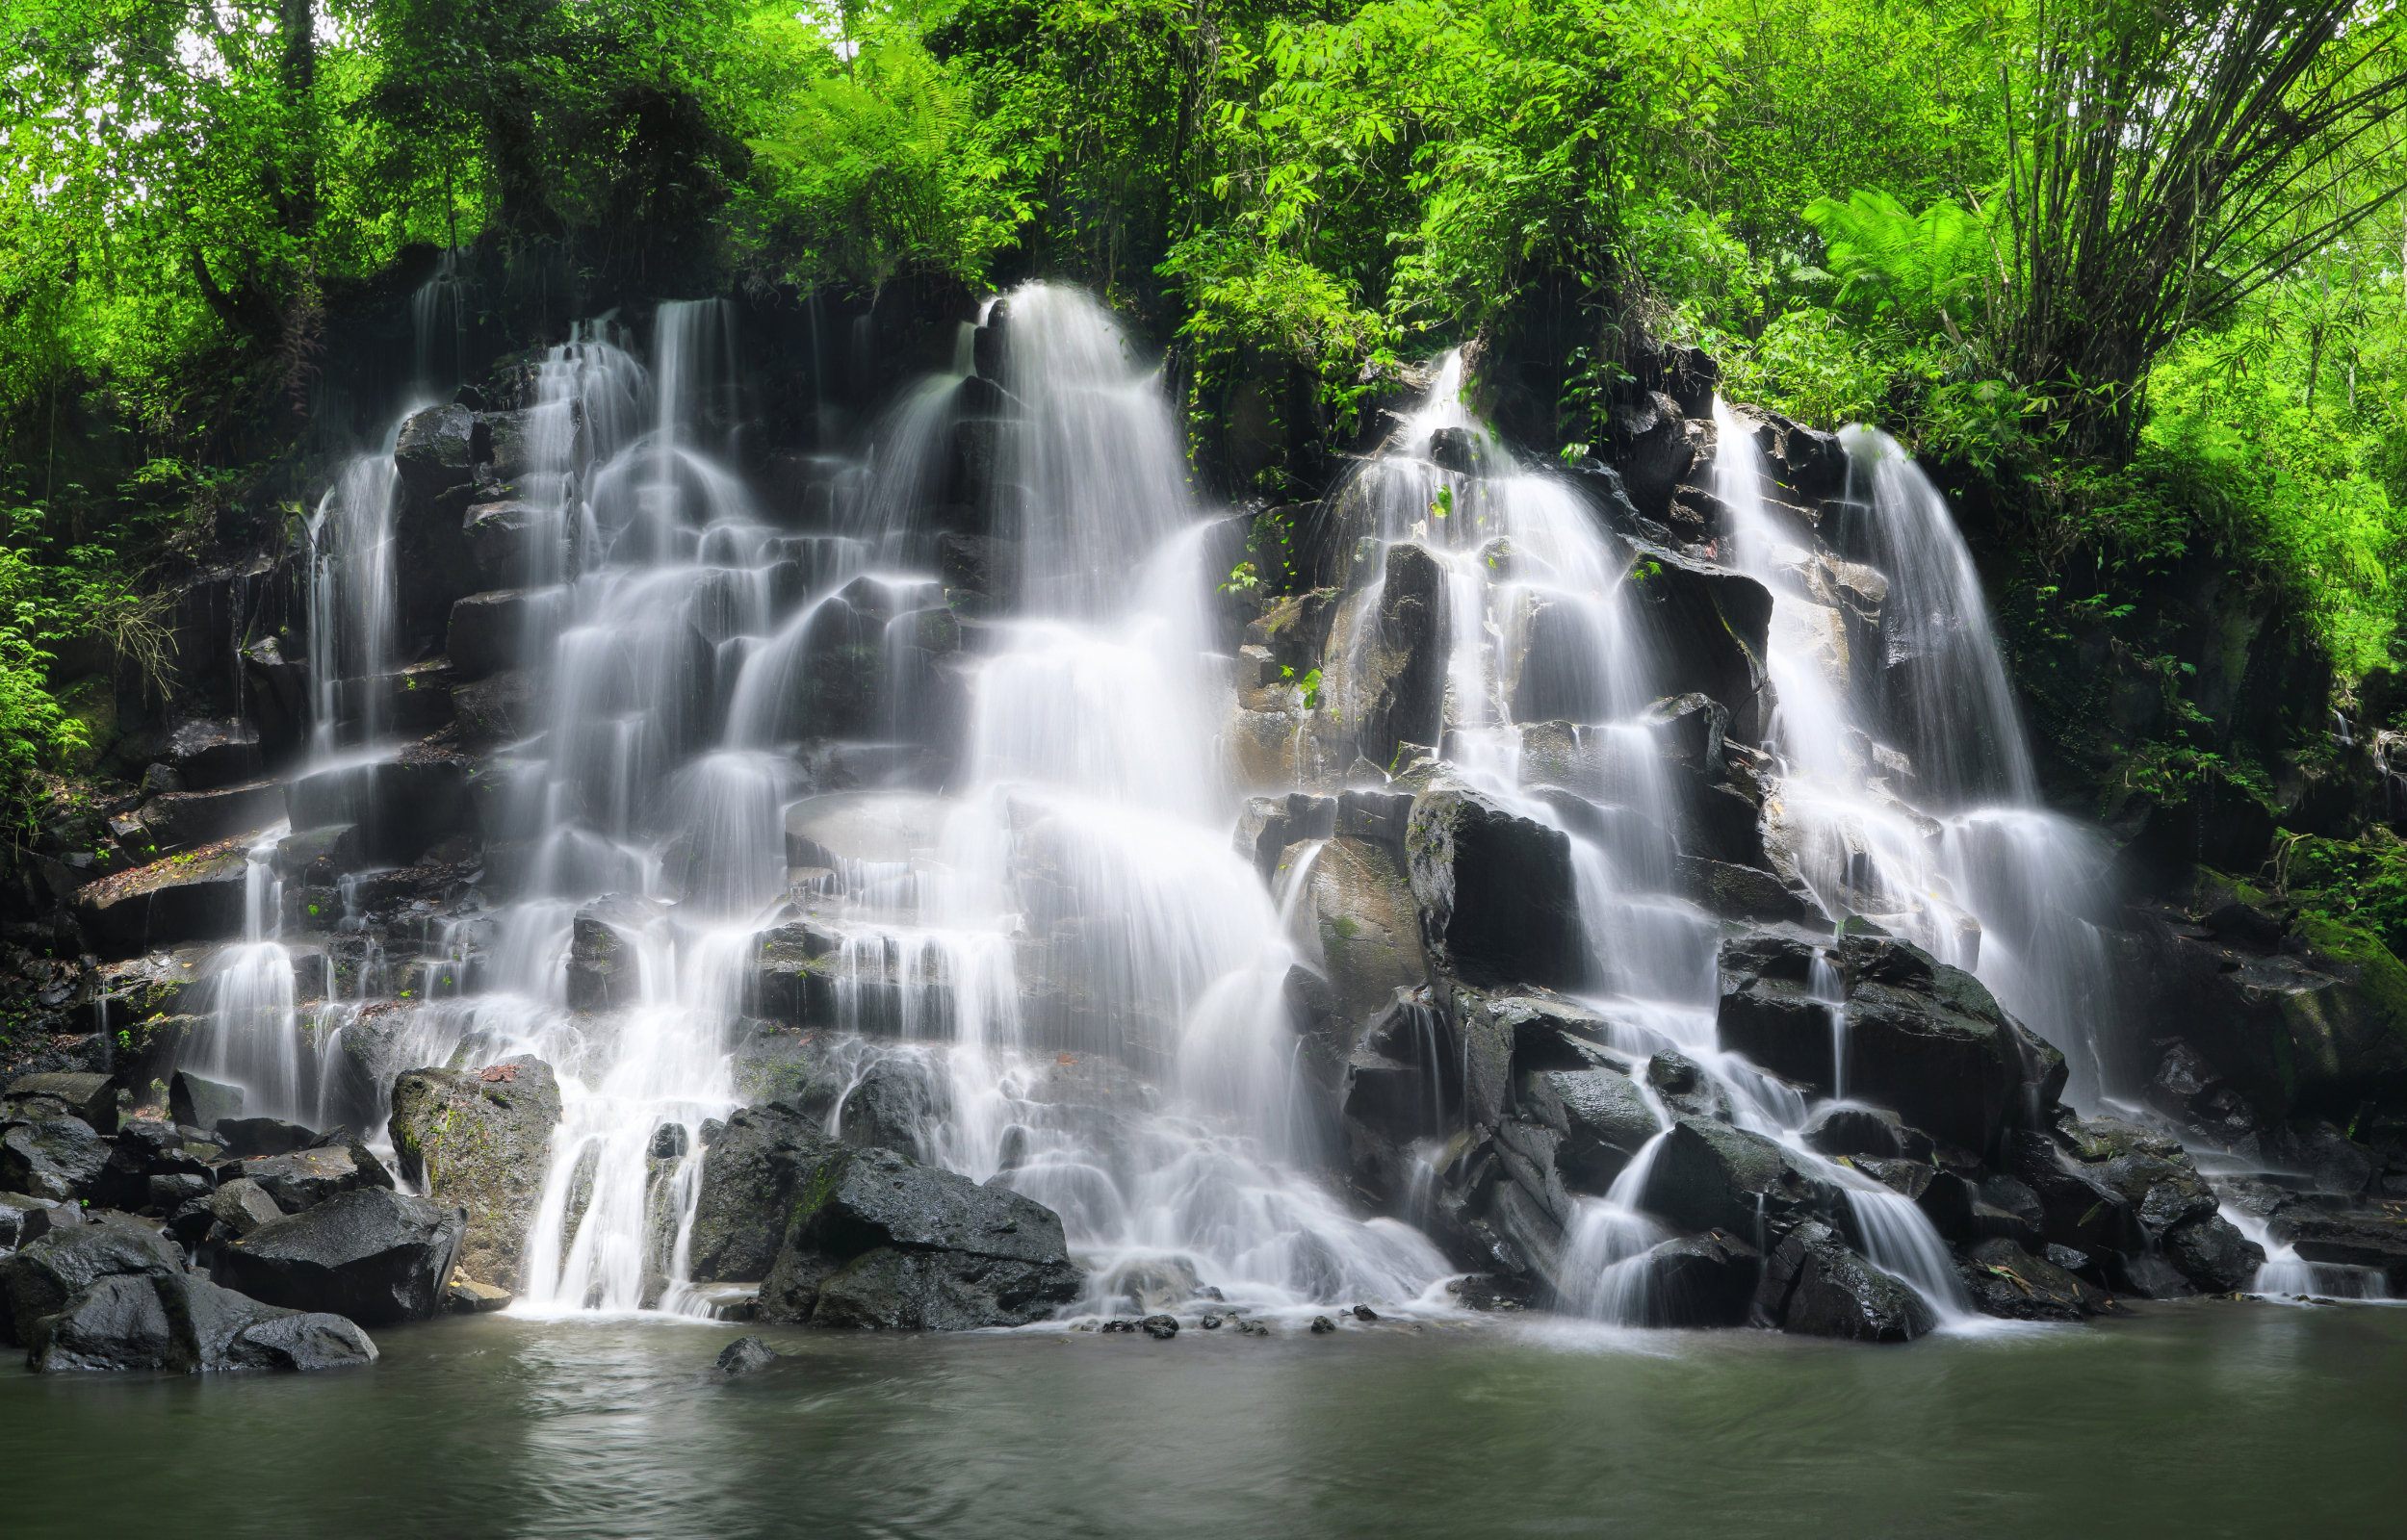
[812,1246,1087,1331]
[1516,1066,1660,1193]
[209,1188,467,1324]
[6,1072,118,1134]
[395,403,479,499]
[1295,834,1431,1029]
[387,1055,563,1292]
[0,1116,128,1205]
[1408,783,1582,988]
[753,1145,1081,1328]
[1,1210,185,1347]
[1955,1237,2113,1321]
[285,758,477,865]
[1718,935,2059,1154]
[1642,1116,1825,1238]
[1623,1230,1763,1326]
[137,780,286,850]
[1753,1219,1935,1342]
[27,1270,375,1373]
[836,1058,948,1160]
[2269,1209,2407,1293]
[447,587,566,680]
[233,1145,381,1214]
[686,1103,847,1284]
[1619,543,1773,745]
[169,1070,246,1130]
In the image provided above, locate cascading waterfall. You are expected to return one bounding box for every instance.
[1316,365,1982,1326]
[233,283,1448,1317]
[1713,403,2126,1108]
[194,272,2329,1331]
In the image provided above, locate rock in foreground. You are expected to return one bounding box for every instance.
[210,1188,467,1325]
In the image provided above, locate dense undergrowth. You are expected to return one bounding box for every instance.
[5,0,2407,883]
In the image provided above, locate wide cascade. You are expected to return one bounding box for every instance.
[151,275,2357,1328]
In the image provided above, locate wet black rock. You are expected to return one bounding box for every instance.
[1333,542,1448,774]
[285,759,477,866]
[1408,783,1582,988]
[714,1335,778,1375]
[1753,1219,1934,1343]
[1516,1065,1659,1192]
[1643,1116,1825,1239]
[209,1188,467,1325]
[7,1072,119,1134]
[232,1145,377,1213]
[395,403,479,499]
[1,1116,122,1204]
[1645,1051,1734,1123]
[1718,935,2062,1153]
[755,1145,1081,1329]
[1140,1313,1180,1339]
[688,1103,847,1285]
[1626,1230,1763,1326]
[2271,1210,2407,1293]
[210,1178,284,1239]
[837,1058,949,1160]
[169,1070,245,1131]
[2161,1213,2265,1294]
[1309,1315,1336,1334]
[1801,1105,1904,1159]
[0,1210,184,1346]
[72,845,250,952]
[215,1116,320,1158]
[1955,1237,2112,1322]
[810,1247,1085,1331]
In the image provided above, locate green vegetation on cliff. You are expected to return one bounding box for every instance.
[4,0,2407,832]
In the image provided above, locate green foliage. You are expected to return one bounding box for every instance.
[2278,831,2407,963]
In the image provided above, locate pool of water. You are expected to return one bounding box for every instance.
[4,1301,2401,1537]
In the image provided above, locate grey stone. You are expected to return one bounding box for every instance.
[209,1187,466,1325]
[388,1055,562,1292]
[169,1071,245,1131]
[1,1210,184,1347]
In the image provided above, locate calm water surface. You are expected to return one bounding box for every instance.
[3,1301,2400,1538]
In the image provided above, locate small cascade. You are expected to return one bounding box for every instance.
[182,834,305,1120]
[411,246,473,398]
[1713,402,2127,1107]
[1810,950,1848,1100]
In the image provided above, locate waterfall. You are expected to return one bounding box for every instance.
[220,278,2217,1331]
[1713,401,2126,1107]
[1307,366,1986,1327]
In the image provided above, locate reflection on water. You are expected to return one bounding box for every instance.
[3,1304,2402,1537]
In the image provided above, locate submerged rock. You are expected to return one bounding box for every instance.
[388,1054,563,1293]
[713,1335,778,1375]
